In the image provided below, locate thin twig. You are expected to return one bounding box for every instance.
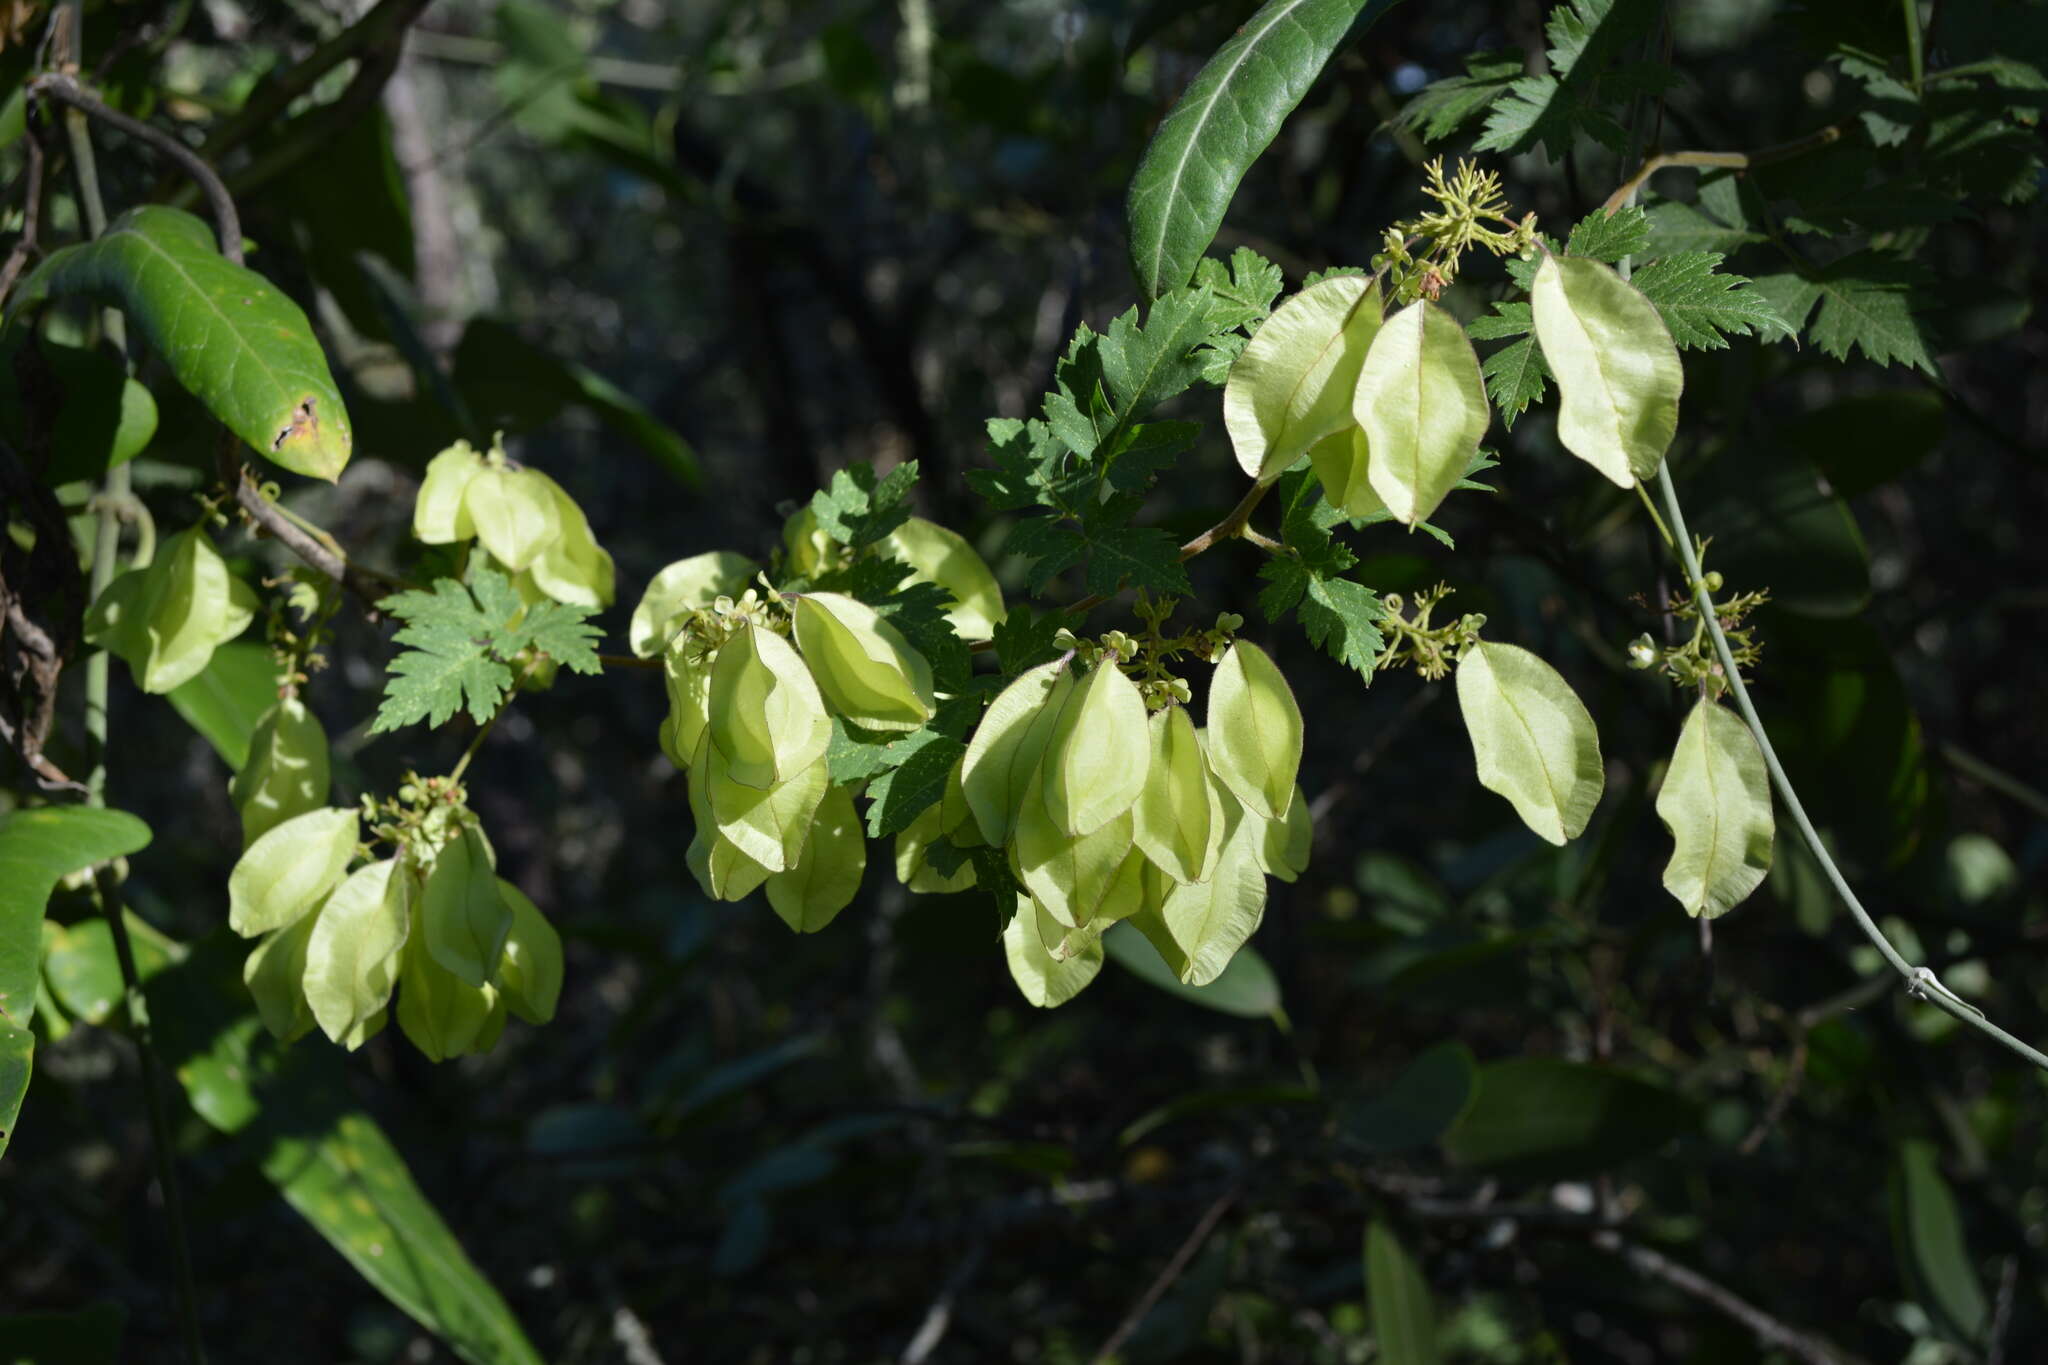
[1089,1183,1240,1365]
[1940,741,2048,824]
[898,1238,986,1364]
[1598,124,1846,216]
[0,126,47,308]
[29,72,241,261]
[1595,1233,1869,1365]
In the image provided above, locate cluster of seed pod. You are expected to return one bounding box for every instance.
[413,436,616,609]
[959,639,1311,1006]
[84,525,258,693]
[225,722,561,1060]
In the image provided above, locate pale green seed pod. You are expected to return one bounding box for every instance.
[895,759,980,893]
[1529,253,1683,487]
[767,783,866,932]
[303,857,411,1050]
[495,879,563,1025]
[706,622,831,790]
[218,574,260,644]
[660,641,714,770]
[395,928,496,1062]
[413,441,485,543]
[1225,274,1385,484]
[228,805,361,937]
[707,749,830,873]
[231,698,331,847]
[1161,782,1268,986]
[630,551,758,657]
[1003,898,1104,1008]
[1256,785,1313,883]
[1354,298,1489,526]
[243,913,318,1042]
[1124,869,1190,981]
[526,470,616,609]
[781,506,833,577]
[685,731,773,901]
[1014,770,1139,929]
[1205,641,1303,821]
[1307,427,1387,521]
[791,592,935,733]
[882,517,1005,641]
[1133,705,1224,884]
[1657,699,1773,919]
[463,464,561,572]
[84,526,240,693]
[471,993,510,1055]
[1455,641,1604,846]
[1040,657,1149,837]
[961,661,1071,846]
[418,822,512,987]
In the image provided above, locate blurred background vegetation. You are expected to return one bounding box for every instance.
[4,0,2047,1361]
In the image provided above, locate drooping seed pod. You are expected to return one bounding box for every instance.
[1529,253,1682,487]
[766,784,867,932]
[705,621,831,790]
[243,913,318,1042]
[494,879,563,1025]
[228,805,361,937]
[1003,898,1104,1007]
[1455,640,1604,845]
[706,749,831,873]
[1160,780,1268,986]
[660,640,714,770]
[231,697,331,847]
[417,822,511,987]
[1225,274,1385,485]
[303,857,411,1050]
[684,731,773,901]
[395,928,496,1062]
[1039,657,1149,837]
[1133,705,1224,884]
[1013,772,1139,929]
[84,525,245,694]
[1354,298,1489,527]
[791,591,935,733]
[1307,427,1387,521]
[413,441,485,543]
[894,758,980,893]
[526,470,617,609]
[1656,698,1773,919]
[463,464,561,572]
[1205,641,1303,821]
[1256,784,1313,884]
[882,516,1005,641]
[630,551,758,657]
[961,660,1072,845]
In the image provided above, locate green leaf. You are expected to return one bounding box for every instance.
[8,207,352,480]
[1355,299,1490,526]
[1455,641,1603,846]
[0,806,151,1157]
[372,566,600,734]
[1340,1041,1476,1152]
[1473,0,1669,157]
[1365,1221,1440,1365]
[1644,200,1766,254]
[1697,445,1869,618]
[1442,1057,1693,1179]
[1628,250,1796,350]
[1657,700,1774,919]
[1530,254,1682,486]
[0,337,158,485]
[1395,50,1523,141]
[1754,252,1938,374]
[811,461,919,549]
[1103,920,1281,1017]
[1890,1140,1990,1344]
[1563,204,1650,262]
[41,913,178,1026]
[1125,0,1399,299]
[1298,575,1385,677]
[165,641,281,770]
[1190,246,1287,332]
[1480,335,1551,426]
[862,731,968,838]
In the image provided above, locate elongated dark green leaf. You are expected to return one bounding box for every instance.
[0,337,158,485]
[1365,1221,1439,1365]
[1125,0,1401,298]
[9,207,352,480]
[0,806,151,1157]
[1104,920,1281,1017]
[1891,1140,1989,1344]
[1341,1041,1476,1152]
[1442,1057,1693,1180]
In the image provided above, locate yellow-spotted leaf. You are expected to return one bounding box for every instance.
[962,661,1072,845]
[1355,299,1489,527]
[767,784,867,932]
[883,517,1005,641]
[706,622,831,789]
[1206,641,1302,820]
[630,551,759,657]
[1455,642,1603,846]
[494,880,562,1025]
[303,858,410,1050]
[791,592,935,732]
[1041,658,1149,836]
[230,698,330,847]
[1224,275,1384,484]
[1529,254,1682,487]
[418,825,511,987]
[412,442,485,543]
[1657,699,1774,918]
[1004,898,1104,1007]
[1308,427,1386,520]
[1134,705,1225,884]
[228,806,360,937]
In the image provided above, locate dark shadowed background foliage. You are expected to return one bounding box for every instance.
[4,0,2048,1361]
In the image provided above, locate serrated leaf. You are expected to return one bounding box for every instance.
[1473,0,1665,158]
[1629,251,1796,351]
[1126,0,1400,298]
[1395,51,1523,142]
[1481,335,1551,426]
[811,461,919,548]
[1801,254,1939,374]
[864,731,969,838]
[1191,247,1286,331]
[9,207,352,480]
[1563,204,1650,262]
[372,566,600,734]
[1081,524,1192,597]
[1645,200,1765,254]
[1299,576,1384,678]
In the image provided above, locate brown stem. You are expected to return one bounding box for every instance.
[1595,1233,1869,1365]
[222,454,399,613]
[1089,1183,1241,1365]
[1598,123,1847,217]
[29,72,242,262]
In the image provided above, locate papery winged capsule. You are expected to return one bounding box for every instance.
[882,517,1005,641]
[1013,771,1141,929]
[418,822,511,987]
[706,621,831,790]
[1353,298,1489,527]
[791,591,935,733]
[1205,641,1303,821]
[495,879,563,1025]
[1003,897,1104,1008]
[1257,784,1313,883]
[660,640,714,770]
[228,805,361,937]
[84,525,247,693]
[1040,657,1149,837]
[895,758,980,893]
[685,732,773,901]
[961,661,1072,846]
[1133,705,1225,884]
[463,464,560,572]
[396,929,496,1062]
[1530,253,1682,487]
[243,913,318,1042]
[631,551,759,657]
[413,441,485,543]
[527,469,616,609]
[230,697,331,846]
[303,857,411,1051]
[767,783,867,932]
